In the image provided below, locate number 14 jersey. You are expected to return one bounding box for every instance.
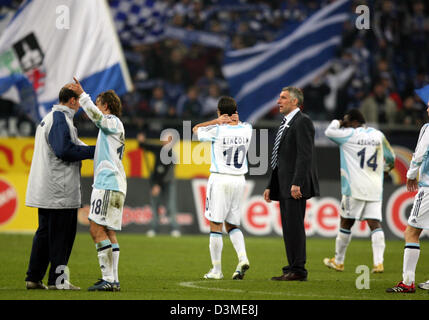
[197,122,252,175]
[325,120,395,201]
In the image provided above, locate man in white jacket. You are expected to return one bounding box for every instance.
[25,86,95,290]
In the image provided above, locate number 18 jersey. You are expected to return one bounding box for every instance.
[79,93,127,196]
[197,122,252,175]
[325,120,395,201]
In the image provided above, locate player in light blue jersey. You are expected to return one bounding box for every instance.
[193,96,252,280]
[323,109,395,274]
[387,104,429,293]
[68,78,126,292]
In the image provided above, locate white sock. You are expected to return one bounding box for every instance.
[112,243,120,283]
[403,243,420,286]
[96,240,114,283]
[229,228,248,263]
[371,228,385,266]
[209,232,223,273]
[335,228,352,264]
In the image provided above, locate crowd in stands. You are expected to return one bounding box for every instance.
[1,0,429,129]
[304,0,429,127]
[119,0,429,128]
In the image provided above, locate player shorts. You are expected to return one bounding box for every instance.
[88,188,125,231]
[408,187,429,230]
[340,195,382,221]
[204,173,245,226]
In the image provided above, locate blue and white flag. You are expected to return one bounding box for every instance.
[222,0,351,123]
[110,0,229,48]
[110,0,168,46]
[0,0,132,122]
[415,85,429,106]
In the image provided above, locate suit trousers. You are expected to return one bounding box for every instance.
[280,197,307,276]
[25,208,77,286]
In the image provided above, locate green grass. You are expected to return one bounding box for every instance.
[0,233,428,300]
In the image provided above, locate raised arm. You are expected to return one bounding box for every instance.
[324,119,354,145]
[137,133,162,153]
[67,78,119,134]
[192,114,231,134]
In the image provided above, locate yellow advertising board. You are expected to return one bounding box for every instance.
[0,137,210,179]
[0,137,210,232]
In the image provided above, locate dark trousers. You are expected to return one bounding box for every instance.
[25,208,77,286]
[280,198,307,276]
[150,181,178,232]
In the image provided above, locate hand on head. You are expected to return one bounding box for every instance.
[66,77,84,96]
[340,117,351,128]
[230,112,239,123]
[217,112,239,125]
[217,114,232,125]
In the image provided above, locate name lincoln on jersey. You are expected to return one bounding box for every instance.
[223,136,250,146]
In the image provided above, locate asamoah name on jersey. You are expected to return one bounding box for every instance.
[357,139,381,146]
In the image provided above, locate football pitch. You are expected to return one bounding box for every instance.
[0,233,428,301]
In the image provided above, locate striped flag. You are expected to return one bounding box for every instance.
[222,0,351,123]
[110,0,169,46]
[109,0,229,49]
[0,0,132,121]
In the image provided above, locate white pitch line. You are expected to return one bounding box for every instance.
[179,281,361,299]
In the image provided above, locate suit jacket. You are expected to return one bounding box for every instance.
[267,111,319,200]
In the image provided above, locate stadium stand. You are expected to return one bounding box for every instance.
[0,0,428,134]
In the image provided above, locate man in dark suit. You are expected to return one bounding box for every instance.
[264,86,319,281]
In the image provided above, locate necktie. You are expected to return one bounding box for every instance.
[271,117,287,169]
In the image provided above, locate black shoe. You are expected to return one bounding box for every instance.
[88,279,114,291]
[271,272,307,281]
[283,272,307,281]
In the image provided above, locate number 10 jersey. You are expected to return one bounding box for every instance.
[197,122,253,175]
[325,120,395,201]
